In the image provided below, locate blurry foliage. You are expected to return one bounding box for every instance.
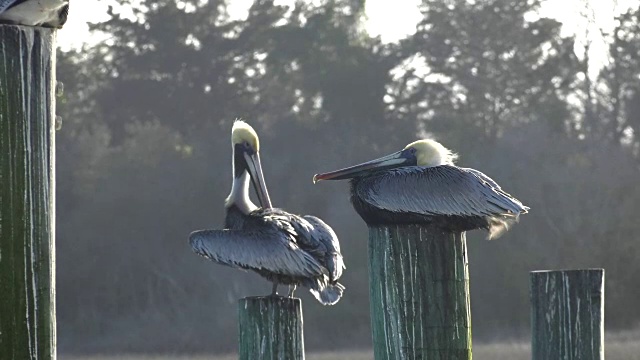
[401,0,579,143]
[55,0,640,353]
[590,6,640,147]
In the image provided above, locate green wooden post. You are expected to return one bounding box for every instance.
[530,269,604,360]
[368,225,472,360]
[0,26,57,360]
[238,296,304,360]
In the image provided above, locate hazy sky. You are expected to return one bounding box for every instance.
[58,0,423,49]
[58,0,635,70]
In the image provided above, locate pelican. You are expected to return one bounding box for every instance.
[189,121,345,305]
[314,139,528,239]
[0,0,69,28]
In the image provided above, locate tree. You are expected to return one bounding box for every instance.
[54,0,640,353]
[55,0,398,352]
[592,6,640,148]
[396,0,578,144]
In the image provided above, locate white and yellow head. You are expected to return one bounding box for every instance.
[314,138,457,182]
[226,120,272,211]
[231,120,260,152]
[403,139,457,166]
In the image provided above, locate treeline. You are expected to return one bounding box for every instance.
[56,0,640,353]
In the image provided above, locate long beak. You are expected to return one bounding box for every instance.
[313,151,409,183]
[244,152,273,209]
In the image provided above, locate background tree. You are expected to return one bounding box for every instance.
[55,0,640,353]
[594,6,640,148]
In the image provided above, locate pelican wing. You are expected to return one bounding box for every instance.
[189,228,327,278]
[461,167,502,190]
[0,0,20,12]
[258,209,345,281]
[299,216,345,281]
[359,165,528,218]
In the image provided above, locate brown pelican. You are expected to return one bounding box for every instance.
[0,0,69,28]
[314,139,528,239]
[189,121,345,305]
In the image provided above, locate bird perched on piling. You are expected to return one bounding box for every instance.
[314,139,528,239]
[0,0,69,28]
[189,121,346,305]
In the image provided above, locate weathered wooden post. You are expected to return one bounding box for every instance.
[369,225,471,360]
[238,296,304,360]
[530,269,605,360]
[0,26,57,359]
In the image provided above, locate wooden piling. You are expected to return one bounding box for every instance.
[0,26,57,360]
[238,296,304,360]
[530,269,605,360]
[368,225,472,360]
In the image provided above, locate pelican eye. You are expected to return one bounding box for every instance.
[409,147,417,155]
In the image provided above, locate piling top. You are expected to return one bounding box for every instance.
[239,296,301,309]
[0,25,55,44]
[530,268,604,275]
[240,295,301,301]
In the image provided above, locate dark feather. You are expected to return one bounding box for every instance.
[0,0,28,13]
[189,227,327,279]
[192,205,346,304]
[350,165,528,238]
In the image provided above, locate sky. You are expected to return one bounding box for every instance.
[58,0,111,50]
[58,0,636,67]
[58,0,423,49]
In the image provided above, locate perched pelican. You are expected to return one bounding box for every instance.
[314,139,528,239]
[0,0,69,28]
[189,121,345,305]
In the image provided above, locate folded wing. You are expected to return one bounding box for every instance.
[189,228,327,278]
[300,215,345,281]
[358,165,528,219]
[0,0,21,13]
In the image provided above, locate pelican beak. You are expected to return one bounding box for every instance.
[314,150,409,183]
[244,152,273,209]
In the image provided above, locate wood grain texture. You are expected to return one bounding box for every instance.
[0,25,57,360]
[368,225,472,360]
[238,296,305,360]
[530,269,605,360]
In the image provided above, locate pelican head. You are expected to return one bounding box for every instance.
[226,120,272,210]
[313,139,457,182]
